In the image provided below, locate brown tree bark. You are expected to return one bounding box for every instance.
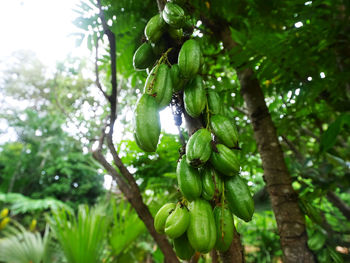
[216,26,315,262]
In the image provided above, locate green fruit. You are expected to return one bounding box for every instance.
[210,144,240,176]
[144,64,173,109]
[176,155,202,201]
[183,75,206,118]
[145,14,166,43]
[170,64,186,92]
[173,234,195,260]
[186,128,212,167]
[201,167,223,201]
[162,2,185,29]
[187,199,216,253]
[165,203,190,239]
[208,90,223,115]
[134,94,161,152]
[168,27,183,41]
[225,176,254,222]
[210,115,239,148]
[178,39,201,79]
[214,206,234,252]
[154,203,176,234]
[133,42,156,70]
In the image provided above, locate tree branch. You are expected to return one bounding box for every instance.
[94,40,110,101]
[327,191,350,221]
[281,135,304,162]
[97,0,117,136]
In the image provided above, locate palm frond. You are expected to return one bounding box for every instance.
[0,222,55,263]
[0,192,73,215]
[109,198,146,256]
[48,204,109,263]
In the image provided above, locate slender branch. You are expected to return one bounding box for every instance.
[106,134,139,190]
[92,124,132,197]
[281,135,304,162]
[95,40,110,101]
[92,150,132,196]
[97,0,117,135]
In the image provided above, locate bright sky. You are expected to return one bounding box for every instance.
[0,0,180,189]
[0,0,87,68]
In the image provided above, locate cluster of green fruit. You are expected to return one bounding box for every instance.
[132,1,254,260]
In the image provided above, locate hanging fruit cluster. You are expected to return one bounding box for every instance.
[132,1,254,259]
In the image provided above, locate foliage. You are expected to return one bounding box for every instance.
[0,192,73,215]
[109,197,147,260]
[0,222,57,263]
[0,109,105,208]
[0,0,349,261]
[48,205,110,263]
[240,211,282,263]
[118,133,181,195]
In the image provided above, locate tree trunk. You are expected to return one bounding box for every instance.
[218,26,315,262]
[238,68,314,263]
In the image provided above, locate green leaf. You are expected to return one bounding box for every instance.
[320,114,350,152]
[229,27,247,46]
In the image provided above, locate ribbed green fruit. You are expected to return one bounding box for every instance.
[133,94,161,152]
[213,206,234,252]
[225,176,254,222]
[201,167,223,201]
[162,2,185,29]
[165,203,190,239]
[208,90,223,115]
[144,64,173,109]
[176,155,202,201]
[187,199,216,253]
[178,39,201,79]
[154,203,176,234]
[210,144,240,176]
[186,128,212,167]
[133,42,156,70]
[210,115,239,148]
[183,75,206,118]
[173,234,195,260]
[170,64,186,92]
[144,14,166,43]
